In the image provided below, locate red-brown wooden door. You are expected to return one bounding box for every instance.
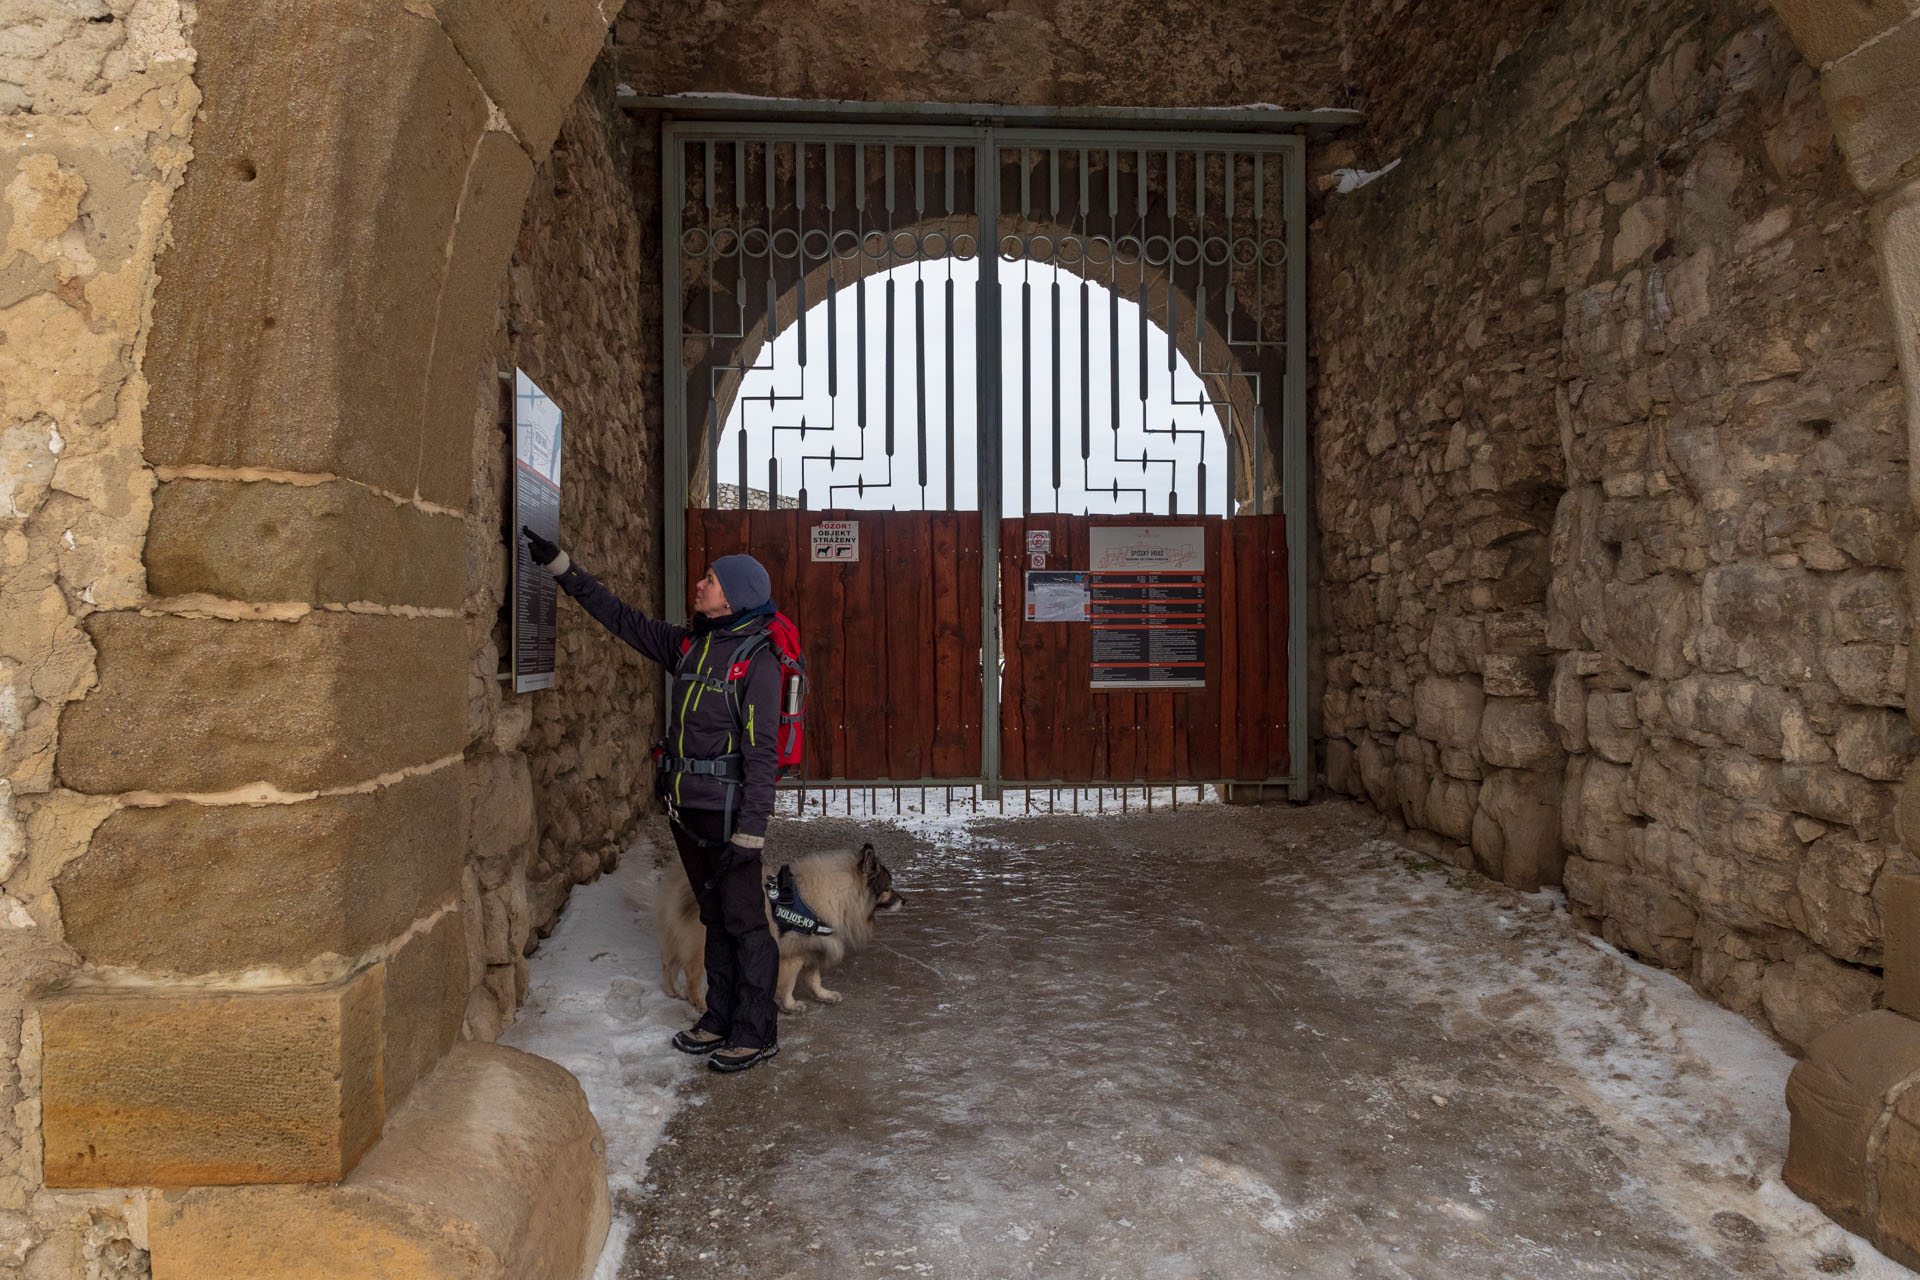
[998,514,1290,784]
[688,509,983,782]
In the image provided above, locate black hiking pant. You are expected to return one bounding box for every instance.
[670,807,778,1050]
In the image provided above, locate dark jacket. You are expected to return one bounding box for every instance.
[555,562,781,844]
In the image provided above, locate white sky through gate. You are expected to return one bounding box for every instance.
[717,259,1231,515]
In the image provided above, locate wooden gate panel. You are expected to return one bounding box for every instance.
[1001,514,1289,784]
[689,510,980,782]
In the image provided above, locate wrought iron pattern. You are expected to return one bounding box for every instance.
[993,137,1292,517]
[672,131,980,511]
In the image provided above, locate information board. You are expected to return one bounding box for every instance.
[511,370,563,693]
[1088,526,1207,689]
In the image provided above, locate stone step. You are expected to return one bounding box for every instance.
[147,1042,609,1280]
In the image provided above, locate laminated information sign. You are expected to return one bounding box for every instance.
[511,370,563,693]
[1088,526,1207,689]
[1024,570,1090,622]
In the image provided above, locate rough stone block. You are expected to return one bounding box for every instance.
[383,909,471,1112]
[1481,653,1551,698]
[1414,676,1484,751]
[1763,952,1883,1052]
[1888,875,1920,1017]
[1823,12,1920,194]
[147,480,465,609]
[57,768,464,975]
[1784,1010,1920,1236]
[144,1,490,494]
[418,130,536,507]
[1601,874,1696,969]
[422,0,609,156]
[41,968,383,1187]
[1481,699,1563,770]
[468,751,537,891]
[1770,0,1919,69]
[1472,767,1565,890]
[148,1042,609,1280]
[58,613,466,795]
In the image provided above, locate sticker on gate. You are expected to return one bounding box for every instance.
[810,521,859,562]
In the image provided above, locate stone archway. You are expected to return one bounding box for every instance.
[9,1,621,1274]
[1762,1,1920,1269]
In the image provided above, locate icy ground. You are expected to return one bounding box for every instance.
[504,796,1912,1280]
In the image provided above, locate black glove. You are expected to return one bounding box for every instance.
[520,525,562,569]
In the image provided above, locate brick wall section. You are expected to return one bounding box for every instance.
[1314,0,1912,1050]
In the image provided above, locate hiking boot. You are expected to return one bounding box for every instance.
[672,1027,727,1055]
[708,1042,779,1074]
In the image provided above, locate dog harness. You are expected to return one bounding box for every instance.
[765,865,833,936]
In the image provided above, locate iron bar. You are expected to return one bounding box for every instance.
[885,277,896,457]
[916,277,927,491]
[856,278,867,426]
[945,278,956,510]
[707,401,720,509]
[1021,279,1032,516]
[1050,279,1061,500]
[737,431,748,508]
[1080,280,1090,464]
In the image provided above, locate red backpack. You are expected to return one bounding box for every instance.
[676,613,808,777]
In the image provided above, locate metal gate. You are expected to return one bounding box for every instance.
[659,104,1316,799]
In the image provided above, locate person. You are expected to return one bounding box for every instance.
[521,526,782,1074]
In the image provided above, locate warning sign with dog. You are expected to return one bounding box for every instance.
[1088,527,1207,689]
[810,520,860,562]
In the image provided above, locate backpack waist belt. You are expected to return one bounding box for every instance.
[654,751,745,781]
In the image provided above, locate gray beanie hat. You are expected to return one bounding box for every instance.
[710,553,772,614]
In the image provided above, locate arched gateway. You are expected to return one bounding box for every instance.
[660,108,1314,799]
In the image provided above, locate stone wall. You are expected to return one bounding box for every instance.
[1,0,615,1271]
[1315,0,1913,1050]
[0,1,199,1268]
[460,69,664,1041]
[615,0,1342,110]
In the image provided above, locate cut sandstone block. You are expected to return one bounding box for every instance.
[1881,1087,1920,1271]
[1769,0,1919,69]
[148,1043,609,1280]
[41,968,383,1188]
[1822,11,1920,195]
[416,130,535,507]
[1888,875,1920,1018]
[1784,1009,1920,1236]
[143,0,489,495]
[57,613,466,795]
[382,909,471,1112]
[420,0,615,155]
[147,479,466,608]
[55,768,464,974]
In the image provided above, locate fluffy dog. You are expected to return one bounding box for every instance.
[658,843,903,1014]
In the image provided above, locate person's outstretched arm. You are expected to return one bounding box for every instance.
[522,527,685,668]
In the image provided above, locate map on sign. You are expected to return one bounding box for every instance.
[1091,526,1204,571]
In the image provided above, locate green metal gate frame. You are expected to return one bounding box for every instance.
[653,100,1355,801]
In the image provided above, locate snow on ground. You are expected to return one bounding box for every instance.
[508,796,1909,1278]
[1288,837,1908,1278]
[498,833,693,1278]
